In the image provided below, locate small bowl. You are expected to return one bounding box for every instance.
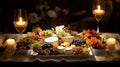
[62,36,75,43]
[57,46,65,54]
[91,48,106,56]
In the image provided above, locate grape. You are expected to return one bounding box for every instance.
[81,39,86,44]
[41,43,56,55]
[33,48,45,55]
[43,30,53,36]
[42,43,53,50]
[47,43,53,48]
[49,48,53,51]
[32,40,43,50]
[49,47,54,53]
[17,41,30,50]
[33,35,41,40]
[42,44,48,50]
[72,46,83,55]
[26,46,31,49]
[81,44,87,48]
[38,49,44,55]
[33,48,41,53]
[91,41,102,49]
[70,39,86,46]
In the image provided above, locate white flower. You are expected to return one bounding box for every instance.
[28,12,40,23]
[55,25,65,34]
[55,25,70,37]
[47,10,57,18]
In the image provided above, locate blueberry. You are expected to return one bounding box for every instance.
[34,49,39,52]
[48,44,53,48]
[42,45,47,50]
[49,48,53,51]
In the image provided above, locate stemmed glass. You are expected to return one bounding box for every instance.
[92,0,105,33]
[13,9,28,39]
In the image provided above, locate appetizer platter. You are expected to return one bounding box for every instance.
[1,25,120,62]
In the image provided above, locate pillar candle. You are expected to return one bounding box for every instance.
[6,39,16,48]
[6,39,16,56]
[106,38,116,46]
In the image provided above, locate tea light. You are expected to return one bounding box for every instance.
[106,38,116,46]
[57,46,65,54]
[93,5,105,15]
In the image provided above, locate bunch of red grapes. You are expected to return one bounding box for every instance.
[72,46,83,55]
[17,41,30,50]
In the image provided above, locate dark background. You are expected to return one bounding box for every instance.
[0,0,120,33]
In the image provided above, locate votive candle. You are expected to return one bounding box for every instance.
[106,38,116,46]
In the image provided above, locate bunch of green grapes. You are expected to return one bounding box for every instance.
[43,30,53,36]
[22,36,43,50]
[31,40,43,50]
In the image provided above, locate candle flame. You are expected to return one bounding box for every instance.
[97,5,101,10]
[19,17,23,22]
[16,17,26,26]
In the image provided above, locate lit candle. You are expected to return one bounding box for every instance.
[16,17,25,26]
[106,38,116,46]
[6,39,16,57]
[6,39,16,49]
[106,38,117,52]
[14,17,27,28]
[93,5,105,15]
[14,17,28,33]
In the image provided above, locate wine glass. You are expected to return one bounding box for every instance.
[92,0,105,33]
[13,9,28,39]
